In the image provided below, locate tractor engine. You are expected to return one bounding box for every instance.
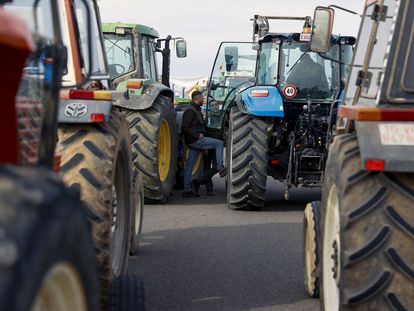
[268,102,331,188]
[293,103,330,187]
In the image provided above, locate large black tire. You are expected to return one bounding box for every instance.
[111,275,146,311]
[58,110,132,310]
[121,96,178,203]
[320,134,414,310]
[303,201,321,298]
[130,171,144,256]
[226,105,267,210]
[0,166,99,311]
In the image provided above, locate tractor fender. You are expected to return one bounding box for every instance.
[112,79,174,111]
[236,86,284,117]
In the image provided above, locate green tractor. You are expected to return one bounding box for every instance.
[102,22,187,203]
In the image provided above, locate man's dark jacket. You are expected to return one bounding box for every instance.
[181,102,206,145]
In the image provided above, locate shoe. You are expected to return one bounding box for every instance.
[218,166,227,177]
[192,179,200,197]
[182,191,193,198]
[207,190,214,196]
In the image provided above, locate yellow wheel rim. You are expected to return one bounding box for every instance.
[185,149,202,176]
[158,119,171,182]
[192,154,202,176]
[31,262,87,311]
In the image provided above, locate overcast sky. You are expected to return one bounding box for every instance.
[99,0,364,78]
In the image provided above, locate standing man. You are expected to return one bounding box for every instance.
[182,91,226,197]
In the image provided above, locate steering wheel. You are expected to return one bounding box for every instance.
[109,63,126,76]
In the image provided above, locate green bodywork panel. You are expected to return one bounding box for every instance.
[102,22,159,38]
[176,98,191,104]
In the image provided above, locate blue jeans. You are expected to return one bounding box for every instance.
[183,137,224,191]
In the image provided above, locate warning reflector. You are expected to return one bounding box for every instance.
[283,85,297,99]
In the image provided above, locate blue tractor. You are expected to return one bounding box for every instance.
[205,15,355,209]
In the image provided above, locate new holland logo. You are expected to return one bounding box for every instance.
[64,103,88,118]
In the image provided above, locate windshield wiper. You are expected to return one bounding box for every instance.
[104,36,132,56]
[286,49,309,76]
[317,52,347,66]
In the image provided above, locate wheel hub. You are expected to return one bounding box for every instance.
[31,263,87,311]
[111,185,117,233]
[331,240,339,282]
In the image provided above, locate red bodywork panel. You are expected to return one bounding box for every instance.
[0,9,33,164]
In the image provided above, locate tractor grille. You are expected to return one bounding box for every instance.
[16,76,44,166]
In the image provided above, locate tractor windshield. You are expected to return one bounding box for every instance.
[104,33,135,80]
[340,45,353,86]
[4,0,55,78]
[279,42,340,101]
[257,41,279,85]
[4,0,54,39]
[257,40,341,101]
[72,0,107,77]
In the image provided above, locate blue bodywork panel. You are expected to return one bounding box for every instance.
[240,86,284,117]
[338,89,344,107]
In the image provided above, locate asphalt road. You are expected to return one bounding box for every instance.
[129,177,321,311]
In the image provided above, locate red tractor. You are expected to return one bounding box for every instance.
[0,1,99,309]
[0,1,145,310]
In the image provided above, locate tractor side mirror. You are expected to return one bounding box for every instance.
[310,7,334,53]
[176,39,187,58]
[224,46,238,72]
[210,81,219,91]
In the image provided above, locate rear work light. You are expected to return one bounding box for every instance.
[365,159,385,171]
[69,89,93,99]
[67,90,112,101]
[126,81,142,89]
[90,113,106,122]
[251,90,269,97]
[54,154,62,172]
[115,27,126,35]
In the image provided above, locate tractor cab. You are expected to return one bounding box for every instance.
[206,15,355,141]
[3,0,68,167]
[311,1,414,172]
[257,33,355,102]
[102,22,188,203]
[102,23,187,89]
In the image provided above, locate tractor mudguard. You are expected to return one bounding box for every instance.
[356,121,414,172]
[58,99,112,123]
[236,86,284,117]
[112,79,174,111]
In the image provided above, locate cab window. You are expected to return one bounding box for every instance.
[141,36,158,81]
[104,33,135,80]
